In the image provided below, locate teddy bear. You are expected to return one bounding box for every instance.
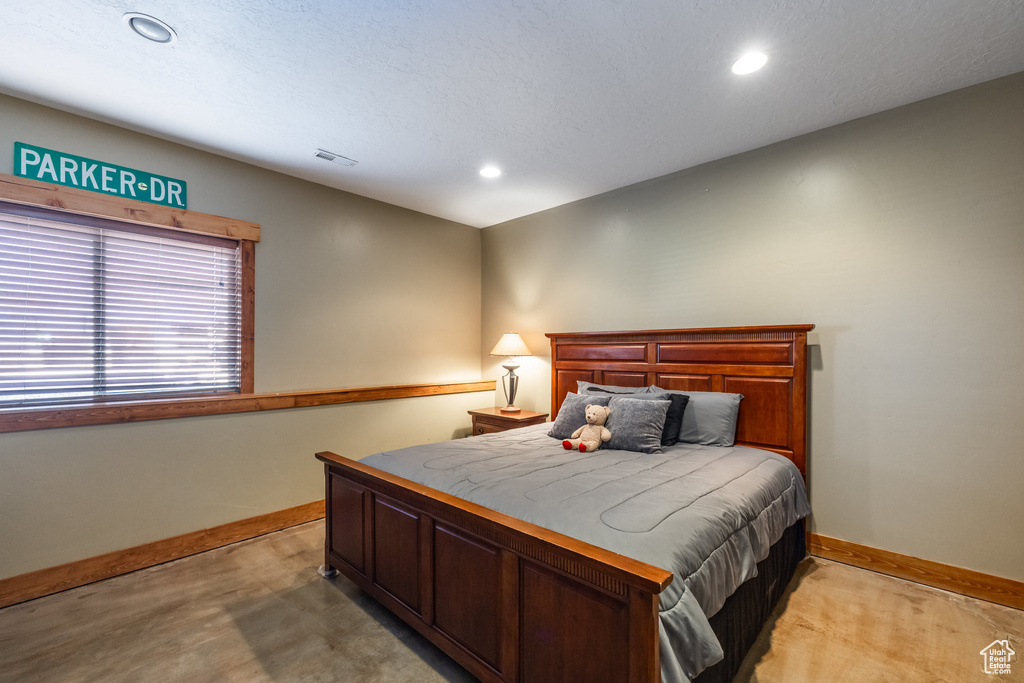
[563,404,612,453]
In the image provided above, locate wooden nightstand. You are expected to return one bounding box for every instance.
[468,407,549,436]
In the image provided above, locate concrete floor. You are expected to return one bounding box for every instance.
[0,520,1020,682]
[737,555,1023,682]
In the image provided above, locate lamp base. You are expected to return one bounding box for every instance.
[500,364,522,415]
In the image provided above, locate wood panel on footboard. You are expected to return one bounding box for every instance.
[315,451,673,683]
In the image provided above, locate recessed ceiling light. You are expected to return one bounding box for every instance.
[479,166,502,178]
[731,51,768,75]
[123,12,177,45]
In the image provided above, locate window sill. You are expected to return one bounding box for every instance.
[0,380,497,434]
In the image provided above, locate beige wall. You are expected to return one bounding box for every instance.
[481,73,1024,582]
[0,95,484,579]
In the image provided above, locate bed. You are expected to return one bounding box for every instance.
[316,325,813,682]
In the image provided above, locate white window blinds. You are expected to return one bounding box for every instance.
[0,204,242,407]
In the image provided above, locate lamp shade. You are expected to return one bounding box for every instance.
[489,332,531,357]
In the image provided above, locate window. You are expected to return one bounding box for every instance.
[0,202,243,407]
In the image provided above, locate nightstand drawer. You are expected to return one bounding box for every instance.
[473,420,508,436]
[468,408,549,436]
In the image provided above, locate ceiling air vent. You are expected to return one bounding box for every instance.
[314,149,358,167]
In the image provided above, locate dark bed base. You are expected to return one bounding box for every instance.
[318,325,814,682]
[694,519,806,683]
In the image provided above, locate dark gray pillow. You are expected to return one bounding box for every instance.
[548,392,612,439]
[606,396,670,454]
[577,381,653,395]
[661,391,743,446]
[652,391,689,446]
[602,390,688,447]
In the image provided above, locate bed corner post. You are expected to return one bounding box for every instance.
[792,327,812,479]
[319,460,338,578]
[628,586,662,683]
[549,335,559,416]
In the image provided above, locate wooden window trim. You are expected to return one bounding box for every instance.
[0,171,260,418]
[240,239,255,393]
[0,173,260,242]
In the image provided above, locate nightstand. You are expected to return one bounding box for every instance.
[468,407,549,436]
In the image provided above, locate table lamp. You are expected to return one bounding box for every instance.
[489,332,532,413]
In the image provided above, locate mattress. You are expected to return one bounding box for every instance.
[362,423,811,682]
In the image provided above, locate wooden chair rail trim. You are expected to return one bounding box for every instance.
[0,500,325,609]
[0,172,261,242]
[0,380,497,434]
[316,450,674,594]
[807,533,1024,611]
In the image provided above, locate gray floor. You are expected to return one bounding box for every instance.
[0,520,1021,682]
[0,522,475,683]
[737,556,1023,682]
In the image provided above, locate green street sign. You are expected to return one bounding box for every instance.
[14,142,187,209]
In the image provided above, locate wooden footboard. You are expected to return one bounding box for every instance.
[316,450,673,683]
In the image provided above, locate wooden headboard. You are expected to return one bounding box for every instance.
[546,325,814,475]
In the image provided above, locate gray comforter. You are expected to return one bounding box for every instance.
[362,424,811,682]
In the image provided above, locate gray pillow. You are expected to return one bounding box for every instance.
[606,396,670,454]
[661,390,743,446]
[548,392,611,439]
[597,390,687,447]
[577,381,652,395]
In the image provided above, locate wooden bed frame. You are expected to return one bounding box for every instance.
[316,324,813,683]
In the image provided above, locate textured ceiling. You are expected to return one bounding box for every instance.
[1,1,1023,227]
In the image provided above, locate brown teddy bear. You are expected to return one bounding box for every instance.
[563,404,612,453]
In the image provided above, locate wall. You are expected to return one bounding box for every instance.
[0,94,484,579]
[481,73,1024,582]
